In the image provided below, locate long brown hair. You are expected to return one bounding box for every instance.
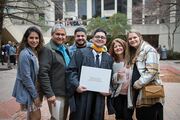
[126,31,143,66]
[109,38,127,62]
[18,26,44,55]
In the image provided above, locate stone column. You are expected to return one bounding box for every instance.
[75,0,78,18]
[127,0,132,25]
[101,0,104,17]
[87,0,92,19]
[115,0,117,14]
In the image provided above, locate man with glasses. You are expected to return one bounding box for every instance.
[66,28,113,120]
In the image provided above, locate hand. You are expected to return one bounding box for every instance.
[117,69,126,80]
[76,85,87,93]
[47,96,56,106]
[133,80,142,89]
[100,92,111,96]
[34,97,42,107]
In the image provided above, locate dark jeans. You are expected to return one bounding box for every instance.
[10,55,16,65]
[0,54,5,65]
[136,103,163,120]
[113,94,134,120]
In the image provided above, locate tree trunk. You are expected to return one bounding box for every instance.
[0,0,6,45]
[166,25,171,51]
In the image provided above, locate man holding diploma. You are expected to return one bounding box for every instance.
[66,28,113,120]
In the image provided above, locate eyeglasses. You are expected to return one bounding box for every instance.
[94,35,106,39]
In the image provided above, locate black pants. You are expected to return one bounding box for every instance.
[10,55,16,65]
[0,54,5,65]
[136,103,163,120]
[113,94,134,120]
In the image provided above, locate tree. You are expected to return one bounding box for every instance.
[86,17,108,34]
[132,0,180,54]
[0,0,52,45]
[107,13,130,38]
[87,13,130,39]
[159,0,180,54]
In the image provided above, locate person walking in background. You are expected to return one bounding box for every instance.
[5,41,11,68]
[9,42,16,67]
[1,45,5,65]
[66,28,113,120]
[69,27,88,57]
[161,45,167,60]
[12,26,44,120]
[126,31,164,120]
[38,24,70,120]
[109,38,133,120]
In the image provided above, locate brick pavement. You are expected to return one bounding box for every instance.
[0,60,180,120]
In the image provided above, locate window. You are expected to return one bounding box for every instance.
[65,0,75,12]
[104,0,114,10]
[117,0,127,14]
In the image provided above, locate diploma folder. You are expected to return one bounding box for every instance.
[80,66,112,93]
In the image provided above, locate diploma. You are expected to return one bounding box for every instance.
[80,66,112,93]
[52,99,61,120]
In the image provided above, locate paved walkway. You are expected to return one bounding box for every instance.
[0,60,180,120]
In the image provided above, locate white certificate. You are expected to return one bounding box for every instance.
[52,99,61,120]
[80,66,112,93]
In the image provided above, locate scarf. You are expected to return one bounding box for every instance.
[91,44,106,53]
[57,45,70,66]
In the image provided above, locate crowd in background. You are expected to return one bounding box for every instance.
[1,41,17,68]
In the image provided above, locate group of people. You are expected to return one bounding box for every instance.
[12,24,164,120]
[1,41,17,68]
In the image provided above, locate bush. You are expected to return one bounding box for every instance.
[167,51,180,60]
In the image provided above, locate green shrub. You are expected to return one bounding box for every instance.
[167,51,180,60]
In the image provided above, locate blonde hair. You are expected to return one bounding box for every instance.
[126,31,144,66]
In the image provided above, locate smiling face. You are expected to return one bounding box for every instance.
[92,32,107,47]
[74,31,87,47]
[113,42,125,56]
[127,32,141,49]
[27,32,39,49]
[52,29,66,45]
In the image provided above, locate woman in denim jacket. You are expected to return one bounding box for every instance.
[12,26,44,120]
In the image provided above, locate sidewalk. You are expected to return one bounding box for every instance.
[0,64,12,71]
[0,60,180,120]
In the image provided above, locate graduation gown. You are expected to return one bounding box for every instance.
[66,47,113,120]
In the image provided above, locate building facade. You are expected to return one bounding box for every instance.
[2,0,55,44]
[62,0,180,52]
[63,0,131,24]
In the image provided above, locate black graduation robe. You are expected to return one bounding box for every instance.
[66,47,114,120]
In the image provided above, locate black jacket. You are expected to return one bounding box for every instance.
[38,40,70,98]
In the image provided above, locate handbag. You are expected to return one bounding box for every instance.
[142,84,165,98]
